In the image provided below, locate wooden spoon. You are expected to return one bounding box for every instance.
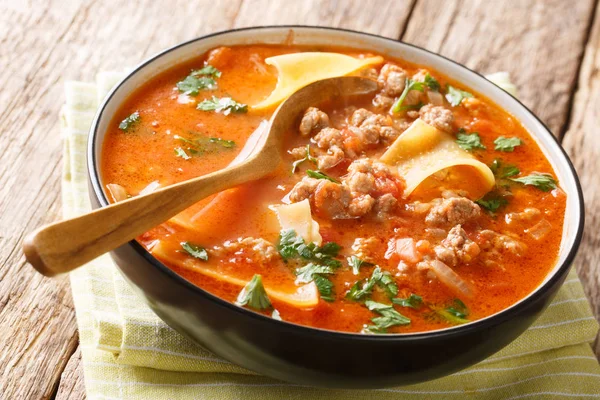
[23,76,378,276]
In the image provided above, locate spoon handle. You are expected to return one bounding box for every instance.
[22,159,265,277]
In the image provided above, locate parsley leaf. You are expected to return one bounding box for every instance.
[456,129,486,151]
[363,300,411,333]
[176,76,217,96]
[435,299,470,325]
[119,111,140,132]
[191,65,221,78]
[490,159,520,179]
[174,133,236,157]
[391,78,425,113]
[197,96,248,115]
[392,294,423,309]
[306,170,340,183]
[291,145,318,173]
[347,255,373,275]
[424,73,441,91]
[346,266,397,301]
[277,230,342,302]
[445,84,473,106]
[235,274,272,310]
[209,137,236,148]
[494,136,523,152]
[174,147,191,160]
[511,173,557,192]
[180,242,208,261]
[476,196,509,214]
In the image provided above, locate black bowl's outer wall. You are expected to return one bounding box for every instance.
[92,187,569,388]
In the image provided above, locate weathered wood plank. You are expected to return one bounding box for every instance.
[401,0,596,136]
[561,2,600,358]
[55,346,86,400]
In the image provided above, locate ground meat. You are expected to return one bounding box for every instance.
[299,107,330,137]
[345,168,376,194]
[372,93,394,110]
[313,180,352,219]
[434,225,481,266]
[478,230,526,256]
[419,104,454,133]
[288,177,321,203]
[213,237,277,264]
[374,193,398,219]
[505,208,541,225]
[377,63,407,96]
[350,109,399,144]
[426,197,481,226]
[348,194,376,217]
[289,146,309,160]
[317,145,345,170]
[313,127,345,149]
[351,237,381,263]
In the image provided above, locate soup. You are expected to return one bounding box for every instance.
[101,45,565,334]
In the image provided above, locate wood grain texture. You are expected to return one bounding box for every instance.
[401,0,596,136]
[562,1,600,356]
[0,0,597,398]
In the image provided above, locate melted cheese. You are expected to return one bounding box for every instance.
[271,199,322,245]
[151,241,319,308]
[252,52,383,110]
[381,119,495,199]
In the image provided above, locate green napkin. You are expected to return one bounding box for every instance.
[64,72,600,399]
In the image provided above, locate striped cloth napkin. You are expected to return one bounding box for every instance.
[63,72,600,399]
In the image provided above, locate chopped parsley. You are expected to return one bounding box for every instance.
[197,96,248,115]
[435,299,470,325]
[235,274,272,310]
[346,266,398,301]
[291,145,318,173]
[445,84,473,106]
[118,111,140,132]
[347,255,373,275]
[191,65,221,78]
[277,229,342,302]
[456,129,486,151]
[306,170,340,183]
[391,78,425,113]
[180,242,208,261]
[174,147,191,160]
[174,133,236,158]
[494,136,523,152]
[424,73,441,91]
[176,76,216,96]
[490,159,520,179]
[476,195,509,214]
[392,293,423,309]
[511,173,557,192]
[363,300,411,333]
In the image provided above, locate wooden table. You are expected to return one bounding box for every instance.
[1,0,599,398]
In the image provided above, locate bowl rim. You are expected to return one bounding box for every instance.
[88,25,585,342]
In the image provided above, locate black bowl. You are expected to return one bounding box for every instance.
[88,26,585,389]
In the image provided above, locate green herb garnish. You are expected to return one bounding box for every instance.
[490,159,520,179]
[347,255,373,275]
[346,266,397,301]
[511,173,557,192]
[235,274,272,310]
[291,145,318,173]
[191,65,221,78]
[313,274,336,302]
[176,76,216,96]
[424,73,441,91]
[476,196,509,214]
[391,78,425,113]
[306,170,340,183]
[180,242,208,261]
[435,299,470,325]
[494,136,523,152]
[456,129,486,151]
[295,263,336,284]
[363,300,411,333]
[118,111,140,132]
[392,294,423,309]
[208,137,236,148]
[197,96,248,115]
[445,84,473,106]
[174,147,191,160]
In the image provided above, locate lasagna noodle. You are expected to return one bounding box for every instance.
[381,119,495,199]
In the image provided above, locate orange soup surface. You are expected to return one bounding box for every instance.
[101,45,566,334]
